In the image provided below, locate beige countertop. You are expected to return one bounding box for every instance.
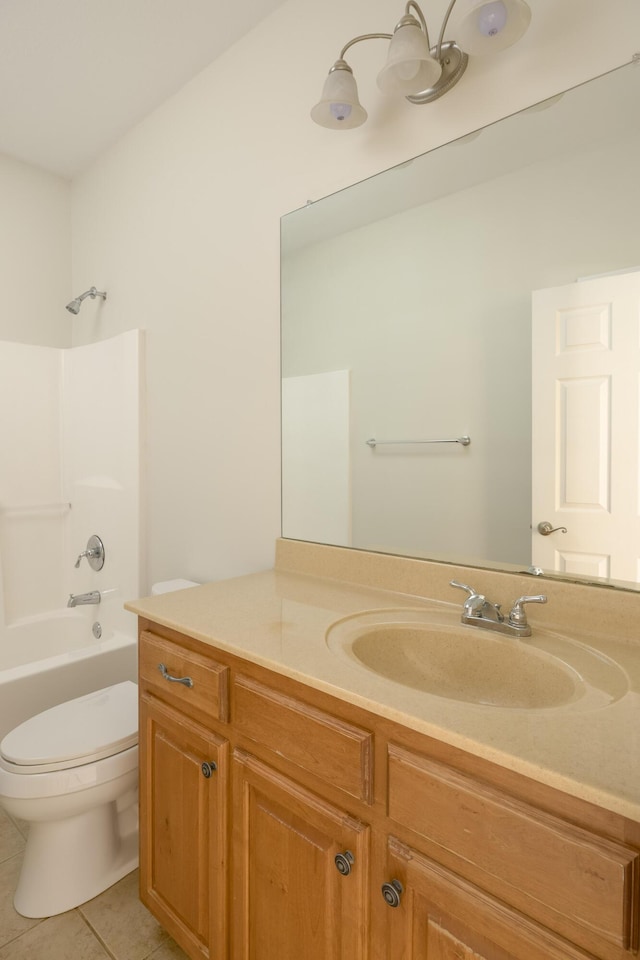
[126,543,640,824]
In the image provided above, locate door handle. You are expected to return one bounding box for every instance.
[537,521,568,536]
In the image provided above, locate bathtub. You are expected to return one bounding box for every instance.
[0,609,137,740]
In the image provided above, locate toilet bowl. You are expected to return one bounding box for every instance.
[0,681,139,918]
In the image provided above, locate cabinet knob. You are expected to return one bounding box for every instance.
[334,851,354,876]
[381,879,403,907]
[201,761,217,778]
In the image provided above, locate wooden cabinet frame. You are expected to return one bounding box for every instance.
[138,619,640,960]
[231,749,370,960]
[139,693,228,960]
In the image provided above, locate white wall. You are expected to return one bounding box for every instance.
[67,0,640,589]
[0,154,71,347]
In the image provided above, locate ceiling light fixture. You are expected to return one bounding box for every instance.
[311,0,532,130]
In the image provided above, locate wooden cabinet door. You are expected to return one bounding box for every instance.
[140,693,228,960]
[383,837,595,960]
[232,749,370,960]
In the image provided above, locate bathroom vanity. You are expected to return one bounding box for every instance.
[128,541,640,960]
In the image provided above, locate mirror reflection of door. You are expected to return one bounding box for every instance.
[532,270,640,582]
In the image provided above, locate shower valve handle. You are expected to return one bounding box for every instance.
[74,535,105,571]
[75,549,96,567]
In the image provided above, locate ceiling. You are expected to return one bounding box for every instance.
[0,0,286,179]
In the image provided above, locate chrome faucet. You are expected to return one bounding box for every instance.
[67,590,101,607]
[450,580,547,638]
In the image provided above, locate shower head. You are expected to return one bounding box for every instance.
[65,298,82,315]
[65,286,107,314]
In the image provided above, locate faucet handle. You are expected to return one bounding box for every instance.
[508,594,547,626]
[450,580,488,616]
[450,580,483,599]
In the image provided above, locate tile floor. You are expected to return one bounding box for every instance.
[0,807,188,960]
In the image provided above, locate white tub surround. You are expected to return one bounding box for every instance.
[0,330,143,640]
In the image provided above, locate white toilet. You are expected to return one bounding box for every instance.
[0,680,139,918]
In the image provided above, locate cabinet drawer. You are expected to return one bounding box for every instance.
[139,631,229,725]
[233,675,373,802]
[388,743,639,955]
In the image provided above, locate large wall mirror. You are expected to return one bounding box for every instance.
[281,61,640,592]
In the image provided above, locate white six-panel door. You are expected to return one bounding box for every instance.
[532,271,640,583]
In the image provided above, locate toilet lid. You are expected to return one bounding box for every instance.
[0,681,138,770]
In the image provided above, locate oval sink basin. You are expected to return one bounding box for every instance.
[326,609,628,710]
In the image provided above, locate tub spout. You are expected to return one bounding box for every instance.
[67,590,101,607]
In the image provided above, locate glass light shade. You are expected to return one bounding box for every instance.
[377,22,442,96]
[455,0,531,55]
[311,65,367,129]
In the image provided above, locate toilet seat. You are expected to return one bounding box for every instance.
[0,681,138,774]
[0,744,139,800]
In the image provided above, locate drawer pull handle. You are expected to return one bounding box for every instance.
[158,663,194,688]
[381,879,403,907]
[201,761,217,778]
[334,851,354,876]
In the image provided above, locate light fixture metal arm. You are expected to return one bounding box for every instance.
[405,1,431,48]
[435,0,460,59]
[338,1,433,61]
[339,32,393,61]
